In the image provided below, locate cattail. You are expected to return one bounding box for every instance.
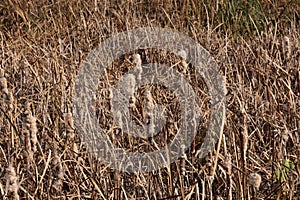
[0,70,14,110]
[148,120,155,137]
[224,154,232,177]
[180,144,187,181]
[6,165,19,200]
[7,91,14,110]
[133,54,142,67]
[53,150,64,190]
[241,108,248,163]
[64,112,75,140]
[64,112,77,158]
[22,104,36,168]
[144,88,154,112]
[0,77,9,97]
[0,68,9,101]
[115,110,123,129]
[283,36,291,60]
[28,115,38,153]
[178,50,188,74]
[24,128,33,164]
[223,75,228,96]
[126,74,136,96]
[126,74,136,108]
[133,54,142,83]
[24,104,38,154]
[248,173,261,190]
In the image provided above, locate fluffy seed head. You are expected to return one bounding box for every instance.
[7,91,14,110]
[6,164,19,199]
[248,173,261,190]
[28,115,38,152]
[178,50,188,73]
[126,74,136,96]
[144,89,154,111]
[53,151,64,190]
[115,110,123,128]
[224,154,232,174]
[24,104,38,153]
[148,121,155,136]
[0,77,8,95]
[133,54,142,83]
[134,64,143,83]
[133,54,142,67]
[6,165,17,181]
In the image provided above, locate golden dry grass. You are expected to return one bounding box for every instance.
[0,0,299,199]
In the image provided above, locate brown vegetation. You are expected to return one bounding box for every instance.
[0,0,299,199]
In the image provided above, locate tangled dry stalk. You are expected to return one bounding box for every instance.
[0,0,299,199]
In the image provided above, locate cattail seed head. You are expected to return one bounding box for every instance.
[53,150,64,190]
[24,104,38,153]
[133,54,143,83]
[25,129,33,161]
[223,75,227,95]
[148,121,155,137]
[248,173,261,190]
[23,103,38,158]
[126,74,136,96]
[224,154,232,175]
[7,91,14,110]
[28,115,38,153]
[6,164,19,200]
[115,110,123,128]
[0,77,9,96]
[135,67,142,83]
[178,50,188,73]
[241,108,248,158]
[0,74,14,110]
[133,54,142,67]
[144,89,154,111]
[242,133,248,153]
[64,112,75,140]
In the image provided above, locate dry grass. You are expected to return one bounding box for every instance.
[0,0,299,199]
